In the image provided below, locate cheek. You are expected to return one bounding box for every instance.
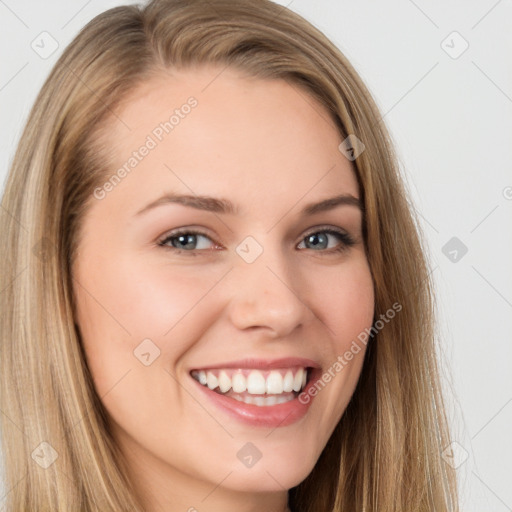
[304,257,374,422]
[72,253,226,392]
[312,257,375,342]
[104,256,226,335]
[75,248,222,340]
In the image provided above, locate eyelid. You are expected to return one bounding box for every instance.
[300,224,350,238]
[157,227,223,249]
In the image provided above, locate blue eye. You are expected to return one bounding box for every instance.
[159,230,216,252]
[298,229,355,252]
[158,227,355,254]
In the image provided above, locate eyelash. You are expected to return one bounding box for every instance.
[157,226,356,256]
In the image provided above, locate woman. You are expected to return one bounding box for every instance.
[0,0,459,510]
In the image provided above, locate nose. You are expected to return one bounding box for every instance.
[226,247,314,338]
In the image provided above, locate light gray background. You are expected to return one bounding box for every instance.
[1,1,511,510]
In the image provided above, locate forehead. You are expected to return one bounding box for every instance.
[94,66,359,216]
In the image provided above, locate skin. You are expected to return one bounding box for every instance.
[72,66,375,512]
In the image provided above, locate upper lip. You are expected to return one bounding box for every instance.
[190,357,321,371]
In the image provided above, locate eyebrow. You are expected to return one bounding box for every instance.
[135,192,363,217]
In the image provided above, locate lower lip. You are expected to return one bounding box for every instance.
[191,369,320,428]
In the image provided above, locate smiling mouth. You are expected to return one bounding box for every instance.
[190,366,310,406]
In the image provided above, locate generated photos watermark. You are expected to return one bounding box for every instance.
[93,96,198,200]
[298,301,402,404]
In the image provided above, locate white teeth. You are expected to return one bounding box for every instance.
[247,370,266,394]
[197,370,207,385]
[193,367,309,396]
[293,368,304,392]
[265,395,277,406]
[206,371,218,390]
[218,370,231,393]
[253,396,266,406]
[283,370,294,392]
[231,372,247,393]
[230,393,294,406]
[266,371,283,394]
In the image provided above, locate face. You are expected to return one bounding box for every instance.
[73,66,375,512]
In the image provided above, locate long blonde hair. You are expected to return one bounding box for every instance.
[0,0,458,510]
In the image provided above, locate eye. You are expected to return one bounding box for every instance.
[158,229,220,252]
[297,228,356,254]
